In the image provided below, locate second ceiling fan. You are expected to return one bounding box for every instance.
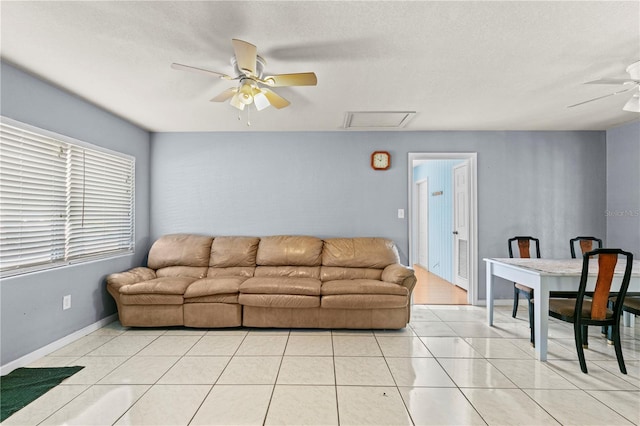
[172,39,317,111]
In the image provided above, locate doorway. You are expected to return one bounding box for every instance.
[408,153,478,305]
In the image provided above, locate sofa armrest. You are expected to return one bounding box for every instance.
[382,264,415,287]
[107,267,156,291]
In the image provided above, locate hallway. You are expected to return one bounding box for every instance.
[412,265,468,305]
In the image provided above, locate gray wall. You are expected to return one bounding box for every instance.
[0,62,151,366]
[606,121,640,256]
[151,130,607,300]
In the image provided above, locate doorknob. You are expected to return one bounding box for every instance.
[453,231,458,235]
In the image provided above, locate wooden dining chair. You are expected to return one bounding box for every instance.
[508,236,540,344]
[543,248,633,374]
[570,236,603,258]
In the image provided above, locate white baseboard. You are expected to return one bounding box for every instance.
[1,314,118,375]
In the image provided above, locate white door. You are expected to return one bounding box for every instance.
[418,180,428,268]
[453,162,469,290]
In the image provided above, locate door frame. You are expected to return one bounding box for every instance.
[408,152,478,305]
[416,178,429,269]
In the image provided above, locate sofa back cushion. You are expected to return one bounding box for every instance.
[320,266,383,281]
[256,236,323,266]
[322,238,400,268]
[210,236,260,267]
[148,234,213,278]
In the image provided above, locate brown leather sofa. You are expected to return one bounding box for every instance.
[106,234,416,329]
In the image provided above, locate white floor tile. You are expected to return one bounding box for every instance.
[464,337,533,359]
[186,335,244,356]
[62,356,129,385]
[39,384,150,425]
[400,387,486,425]
[438,358,517,388]
[546,360,639,391]
[334,357,394,386]
[235,335,288,356]
[446,321,505,338]
[376,336,432,357]
[332,335,382,356]
[525,389,635,425]
[386,357,456,387]
[265,385,338,425]
[420,336,483,358]
[216,356,281,384]
[284,335,333,356]
[488,359,578,389]
[86,335,158,356]
[586,390,640,424]
[136,335,201,356]
[410,321,457,337]
[49,335,116,357]
[277,356,335,385]
[157,356,230,384]
[462,388,561,425]
[98,356,179,384]
[114,384,210,425]
[336,386,412,426]
[190,384,273,425]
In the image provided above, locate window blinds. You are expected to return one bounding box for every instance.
[0,120,134,275]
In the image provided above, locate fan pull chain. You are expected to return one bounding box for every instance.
[247,106,251,126]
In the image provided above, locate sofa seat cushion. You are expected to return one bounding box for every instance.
[184,294,239,304]
[184,277,246,298]
[119,277,197,296]
[321,279,408,296]
[240,277,321,296]
[239,294,320,308]
[120,294,183,305]
[321,294,407,309]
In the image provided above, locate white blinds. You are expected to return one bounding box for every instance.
[0,120,134,275]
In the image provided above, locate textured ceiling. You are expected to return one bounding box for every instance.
[1,1,639,132]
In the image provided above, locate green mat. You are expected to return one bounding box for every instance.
[1,366,84,421]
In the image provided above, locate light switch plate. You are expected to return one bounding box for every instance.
[398,209,405,219]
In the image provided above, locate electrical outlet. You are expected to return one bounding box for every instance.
[397,209,405,219]
[63,295,71,310]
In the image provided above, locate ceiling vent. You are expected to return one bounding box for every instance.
[343,111,416,129]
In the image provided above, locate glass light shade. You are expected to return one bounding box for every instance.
[238,83,254,105]
[229,93,245,110]
[623,93,640,113]
[253,90,271,111]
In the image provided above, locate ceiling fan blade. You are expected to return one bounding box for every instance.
[232,39,257,76]
[567,86,634,108]
[263,72,318,87]
[585,78,640,85]
[261,88,290,109]
[171,63,233,80]
[210,88,237,102]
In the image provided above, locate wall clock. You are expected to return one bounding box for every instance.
[371,151,391,170]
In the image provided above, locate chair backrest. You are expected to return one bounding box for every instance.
[575,248,634,320]
[570,236,603,258]
[508,236,541,259]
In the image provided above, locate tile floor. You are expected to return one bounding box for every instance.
[4,305,640,425]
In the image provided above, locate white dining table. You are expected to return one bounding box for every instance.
[485,258,640,361]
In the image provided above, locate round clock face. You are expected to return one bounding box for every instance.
[371,151,390,170]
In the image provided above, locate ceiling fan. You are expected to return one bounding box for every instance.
[171,39,317,113]
[568,61,640,112]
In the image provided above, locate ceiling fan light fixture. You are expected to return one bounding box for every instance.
[229,93,245,110]
[623,93,640,112]
[253,90,271,111]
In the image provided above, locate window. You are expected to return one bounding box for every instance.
[0,118,134,276]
